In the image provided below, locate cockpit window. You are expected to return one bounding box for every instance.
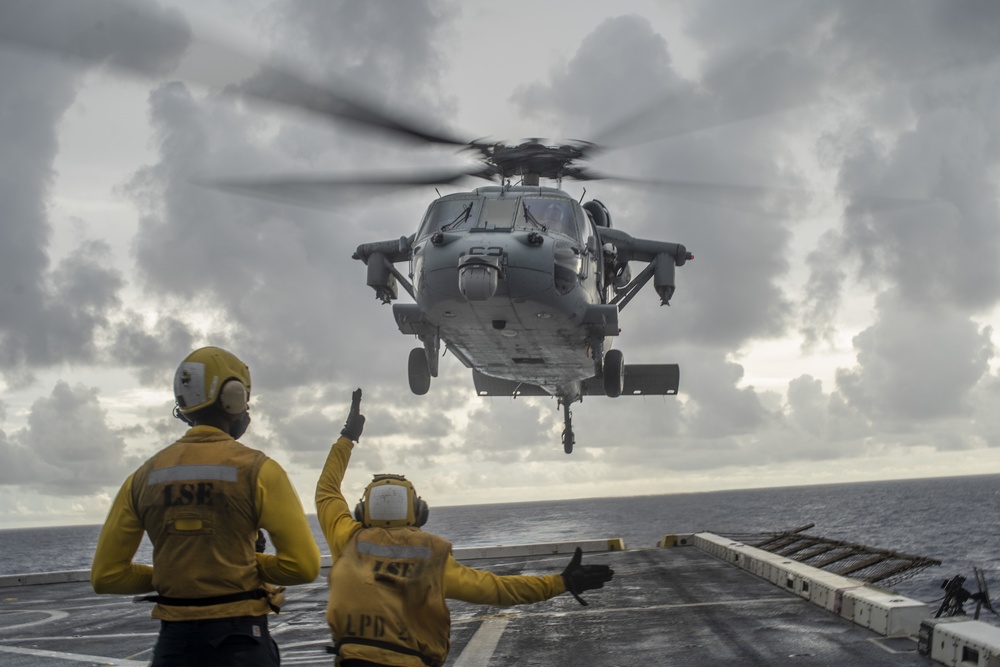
[418,198,479,237]
[522,198,580,239]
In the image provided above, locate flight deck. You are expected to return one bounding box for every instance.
[2,534,996,666]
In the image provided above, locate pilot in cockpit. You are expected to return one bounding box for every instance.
[533,200,575,237]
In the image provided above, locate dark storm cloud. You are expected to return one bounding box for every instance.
[1,381,138,494]
[0,0,190,77]
[512,14,680,136]
[0,0,189,382]
[266,0,455,107]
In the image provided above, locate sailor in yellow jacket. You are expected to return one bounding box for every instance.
[91,347,321,667]
[316,389,614,667]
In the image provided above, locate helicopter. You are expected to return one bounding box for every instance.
[349,141,692,454]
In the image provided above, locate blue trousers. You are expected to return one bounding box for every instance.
[151,615,279,666]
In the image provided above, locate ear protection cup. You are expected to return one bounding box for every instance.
[219,380,249,415]
[414,497,429,527]
[354,501,365,523]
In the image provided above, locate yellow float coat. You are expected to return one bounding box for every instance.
[91,425,320,620]
[316,437,566,666]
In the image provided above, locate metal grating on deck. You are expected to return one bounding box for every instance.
[719,523,942,587]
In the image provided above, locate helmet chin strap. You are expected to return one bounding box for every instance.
[173,404,195,426]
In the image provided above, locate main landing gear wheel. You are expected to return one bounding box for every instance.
[603,348,625,398]
[408,347,431,395]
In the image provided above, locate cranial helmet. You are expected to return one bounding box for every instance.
[354,474,429,528]
[544,200,565,220]
[173,346,251,420]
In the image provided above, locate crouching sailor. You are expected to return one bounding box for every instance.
[317,389,614,667]
[91,347,321,666]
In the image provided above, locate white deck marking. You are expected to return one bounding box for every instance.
[0,609,68,632]
[0,644,147,665]
[452,617,510,667]
[450,595,799,625]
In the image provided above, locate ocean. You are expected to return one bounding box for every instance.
[2,474,998,623]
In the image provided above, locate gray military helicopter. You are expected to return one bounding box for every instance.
[348,141,692,454]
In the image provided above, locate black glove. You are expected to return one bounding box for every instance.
[561,547,614,606]
[340,388,365,441]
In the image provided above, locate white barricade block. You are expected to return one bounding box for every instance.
[921,617,1000,667]
[802,571,861,612]
[844,586,930,637]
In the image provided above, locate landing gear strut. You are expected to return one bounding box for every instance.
[561,401,575,454]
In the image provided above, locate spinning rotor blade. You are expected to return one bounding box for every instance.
[0,0,475,149]
[236,65,472,149]
[201,166,494,208]
[589,85,816,152]
[577,170,939,215]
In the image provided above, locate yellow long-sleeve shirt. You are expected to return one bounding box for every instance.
[92,426,320,602]
[315,437,566,606]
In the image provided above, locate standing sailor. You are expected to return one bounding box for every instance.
[317,389,613,666]
[91,346,321,666]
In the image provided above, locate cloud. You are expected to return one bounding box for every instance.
[512,14,679,137]
[836,291,995,423]
[2,381,139,495]
[0,0,190,384]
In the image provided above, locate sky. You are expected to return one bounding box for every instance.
[1,0,999,529]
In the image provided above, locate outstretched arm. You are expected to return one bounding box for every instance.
[444,548,614,607]
[443,556,566,606]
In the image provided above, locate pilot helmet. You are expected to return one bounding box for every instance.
[354,474,430,528]
[173,346,251,419]
[542,200,565,220]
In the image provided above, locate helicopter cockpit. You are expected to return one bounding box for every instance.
[417,194,584,241]
[522,198,580,239]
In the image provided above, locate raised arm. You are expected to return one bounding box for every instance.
[315,388,366,558]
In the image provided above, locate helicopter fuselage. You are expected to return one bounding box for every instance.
[354,183,690,452]
[414,209,609,395]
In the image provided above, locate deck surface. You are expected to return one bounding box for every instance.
[0,546,934,666]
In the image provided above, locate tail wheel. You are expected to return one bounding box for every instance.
[408,348,431,395]
[563,428,575,454]
[603,349,625,398]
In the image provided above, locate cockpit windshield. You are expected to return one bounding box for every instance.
[418,198,479,237]
[522,198,581,239]
[419,195,583,240]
